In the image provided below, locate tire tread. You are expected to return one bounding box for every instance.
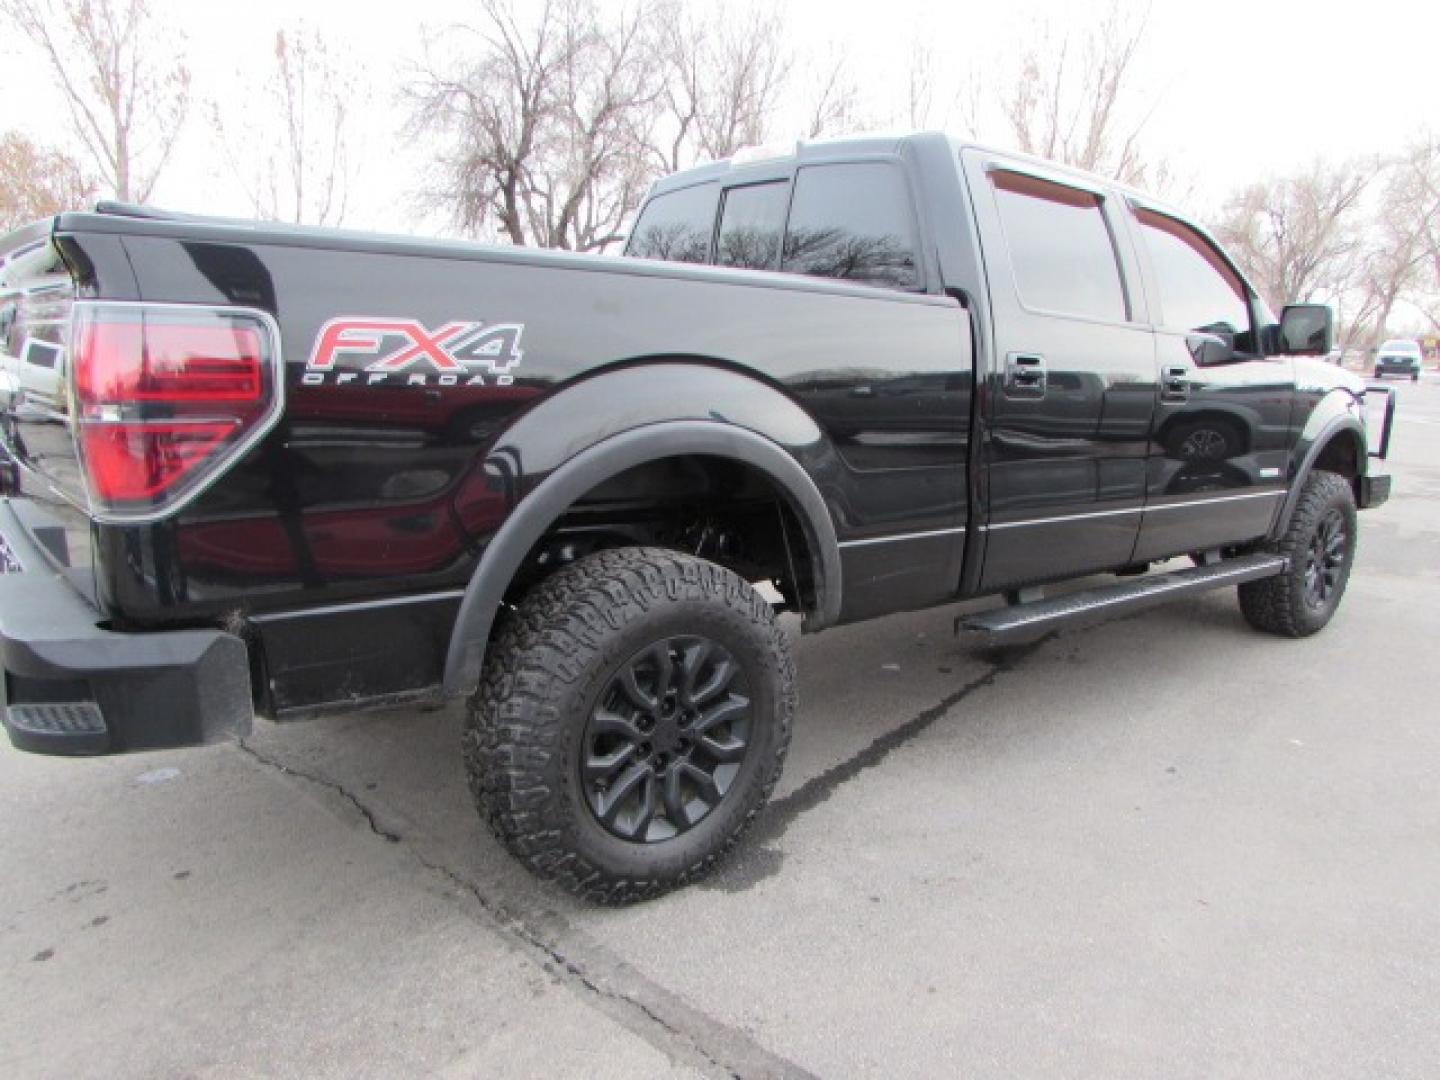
[1238,469,1356,637]
[462,546,794,904]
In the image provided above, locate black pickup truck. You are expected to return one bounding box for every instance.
[0,133,1393,902]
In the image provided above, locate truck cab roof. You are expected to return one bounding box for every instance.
[646,130,1167,211]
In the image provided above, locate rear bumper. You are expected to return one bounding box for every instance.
[0,501,252,756]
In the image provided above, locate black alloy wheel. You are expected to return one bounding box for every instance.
[582,636,753,843]
[1301,508,1347,610]
[464,546,794,904]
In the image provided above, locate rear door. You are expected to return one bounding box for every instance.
[1122,203,1293,561]
[961,151,1157,591]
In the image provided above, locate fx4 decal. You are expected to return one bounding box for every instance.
[302,318,525,387]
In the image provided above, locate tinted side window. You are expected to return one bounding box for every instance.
[782,163,920,289]
[625,183,718,263]
[715,182,789,270]
[1135,208,1252,343]
[991,170,1128,322]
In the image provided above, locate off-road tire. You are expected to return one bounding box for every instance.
[1238,469,1357,637]
[463,547,794,904]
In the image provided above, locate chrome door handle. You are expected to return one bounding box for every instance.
[1161,364,1189,401]
[1005,352,1046,397]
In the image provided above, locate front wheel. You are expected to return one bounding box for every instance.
[463,547,794,904]
[1238,469,1357,637]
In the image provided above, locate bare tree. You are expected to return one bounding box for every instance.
[212,26,356,226]
[1347,141,1440,347]
[906,40,938,130]
[650,1,789,173]
[1214,159,1372,313]
[1401,137,1440,334]
[0,131,98,230]
[802,52,862,140]
[1,0,190,202]
[904,37,984,137]
[1000,2,1165,187]
[412,0,658,250]
[1347,264,1425,350]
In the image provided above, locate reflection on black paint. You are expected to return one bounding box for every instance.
[181,243,278,310]
[787,368,968,473]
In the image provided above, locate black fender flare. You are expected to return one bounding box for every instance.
[1271,403,1366,539]
[441,419,843,696]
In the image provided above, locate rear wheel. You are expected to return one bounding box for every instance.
[1238,469,1356,637]
[463,547,794,904]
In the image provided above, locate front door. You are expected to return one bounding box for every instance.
[1123,205,1294,561]
[962,152,1158,592]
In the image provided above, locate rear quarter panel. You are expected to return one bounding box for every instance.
[91,232,970,638]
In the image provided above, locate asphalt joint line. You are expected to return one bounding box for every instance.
[418,859,755,1080]
[233,737,782,1079]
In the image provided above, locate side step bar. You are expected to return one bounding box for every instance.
[958,554,1287,645]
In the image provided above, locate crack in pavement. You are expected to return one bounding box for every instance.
[419,859,817,1080]
[236,738,815,1080]
[748,635,1054,849]
[237,740,402,843]
[232,635,1055,1074]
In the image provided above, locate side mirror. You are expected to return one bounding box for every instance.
[1278,304,1333,356]
[1187,332,1234,367]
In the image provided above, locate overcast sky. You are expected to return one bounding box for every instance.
[2,0,1436,235]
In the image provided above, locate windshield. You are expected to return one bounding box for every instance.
[1380,340,1420,354]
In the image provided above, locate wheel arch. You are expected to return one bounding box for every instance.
[442,366,844,696]
[1272,395,1367,539]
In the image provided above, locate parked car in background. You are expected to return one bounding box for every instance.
[1374,339,1423,381]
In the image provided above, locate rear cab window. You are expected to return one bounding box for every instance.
[624,183,719,263]
[626,158,924,292]
[715,182,789,270]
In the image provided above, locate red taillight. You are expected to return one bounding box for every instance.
[75,322,265,403]
[70,304,281,519]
